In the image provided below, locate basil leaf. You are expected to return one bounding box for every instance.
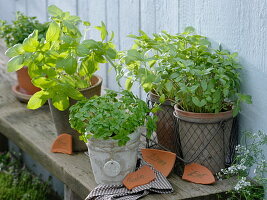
[7,55,24,72]
[46,22,60,42]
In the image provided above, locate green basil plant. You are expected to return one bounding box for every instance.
[69,90,157,146]
[116,27,251,116]
[5,5,117,111]
[0,12,48,48]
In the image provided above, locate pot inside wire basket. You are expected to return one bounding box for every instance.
[146,95,238,176]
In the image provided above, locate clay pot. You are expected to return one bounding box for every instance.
[16,66,40,95]
[148,92,177,153]
[173,105,233,174]
[49,75,102,152]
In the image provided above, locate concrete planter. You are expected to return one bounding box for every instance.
[174,105,233,174]
[49,75,102,152]
[87,128,141,185]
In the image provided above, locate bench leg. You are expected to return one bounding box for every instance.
[0,133,8,152]
[64,185,83,200]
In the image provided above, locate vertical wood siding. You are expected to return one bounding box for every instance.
[1,0,266,90]
[1,0,267,133]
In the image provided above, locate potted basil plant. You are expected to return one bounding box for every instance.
[170,27,252,174]
[5,5,117,151]
[0,12,48,100]
[115,29,190,152]
[69,90,157,184]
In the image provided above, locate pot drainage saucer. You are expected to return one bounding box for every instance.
[12,84,32,103]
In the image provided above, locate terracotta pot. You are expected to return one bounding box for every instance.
[173,105,233,174]
[149,92,177,153]
[49,75,102,152]
[16,66,40,95]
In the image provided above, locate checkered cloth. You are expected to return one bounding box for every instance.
[85,160,173,200]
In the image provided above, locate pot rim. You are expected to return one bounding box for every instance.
[79,74,103,92]
[173,104,233,122]
[149,91,174,106]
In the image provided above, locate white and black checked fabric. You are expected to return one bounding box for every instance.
[86,160,173,200]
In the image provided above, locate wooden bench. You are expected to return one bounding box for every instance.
[0,78,239,200]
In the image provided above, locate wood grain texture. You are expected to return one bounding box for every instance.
[119,0,141,96]
[47,0,77,15]
[106,0,120,92]
[0,40,16,84]
[15,0,27,15]
[27,0,47,22]
[1,0,267,90]
[155,0,179,34]
[87,0,107,87]
[0,0,16,21]
[179,0,195,31]
[139,0,156,100]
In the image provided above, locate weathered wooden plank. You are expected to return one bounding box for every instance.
[87,0,106,41]
[0,108,95,199]
[14,0,27,14]
[0,40,16,85]
[239,0,267,73]
[139,0,156,100]
[141,0,156,35]
[64,185,82,200]
[179,0,195,31]
[106,0,120,92]
[194,0,241,50]
[77,0,89,35]
[119,0,141,96]
[47,0,77,15]
[86,0,107,88]
[155,0,179,34]
[0,0,16,21]
[26,0,47,22]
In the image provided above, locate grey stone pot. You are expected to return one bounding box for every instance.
[49,75,102,152]
[87,128,142,185]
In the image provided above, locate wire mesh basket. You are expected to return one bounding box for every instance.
[146,94,238,176]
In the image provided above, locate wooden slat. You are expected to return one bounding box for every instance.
[139,0,156,100]
[86,0,107,88]
[0,0,16,21]
[119,0,141,96]
[239,0,267,73]
[15,0,27,14]
[155,0,179,34]
[106,0,120,92]
[47,0,77,15]
[179,0,196,31]
[26,0,47,22]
